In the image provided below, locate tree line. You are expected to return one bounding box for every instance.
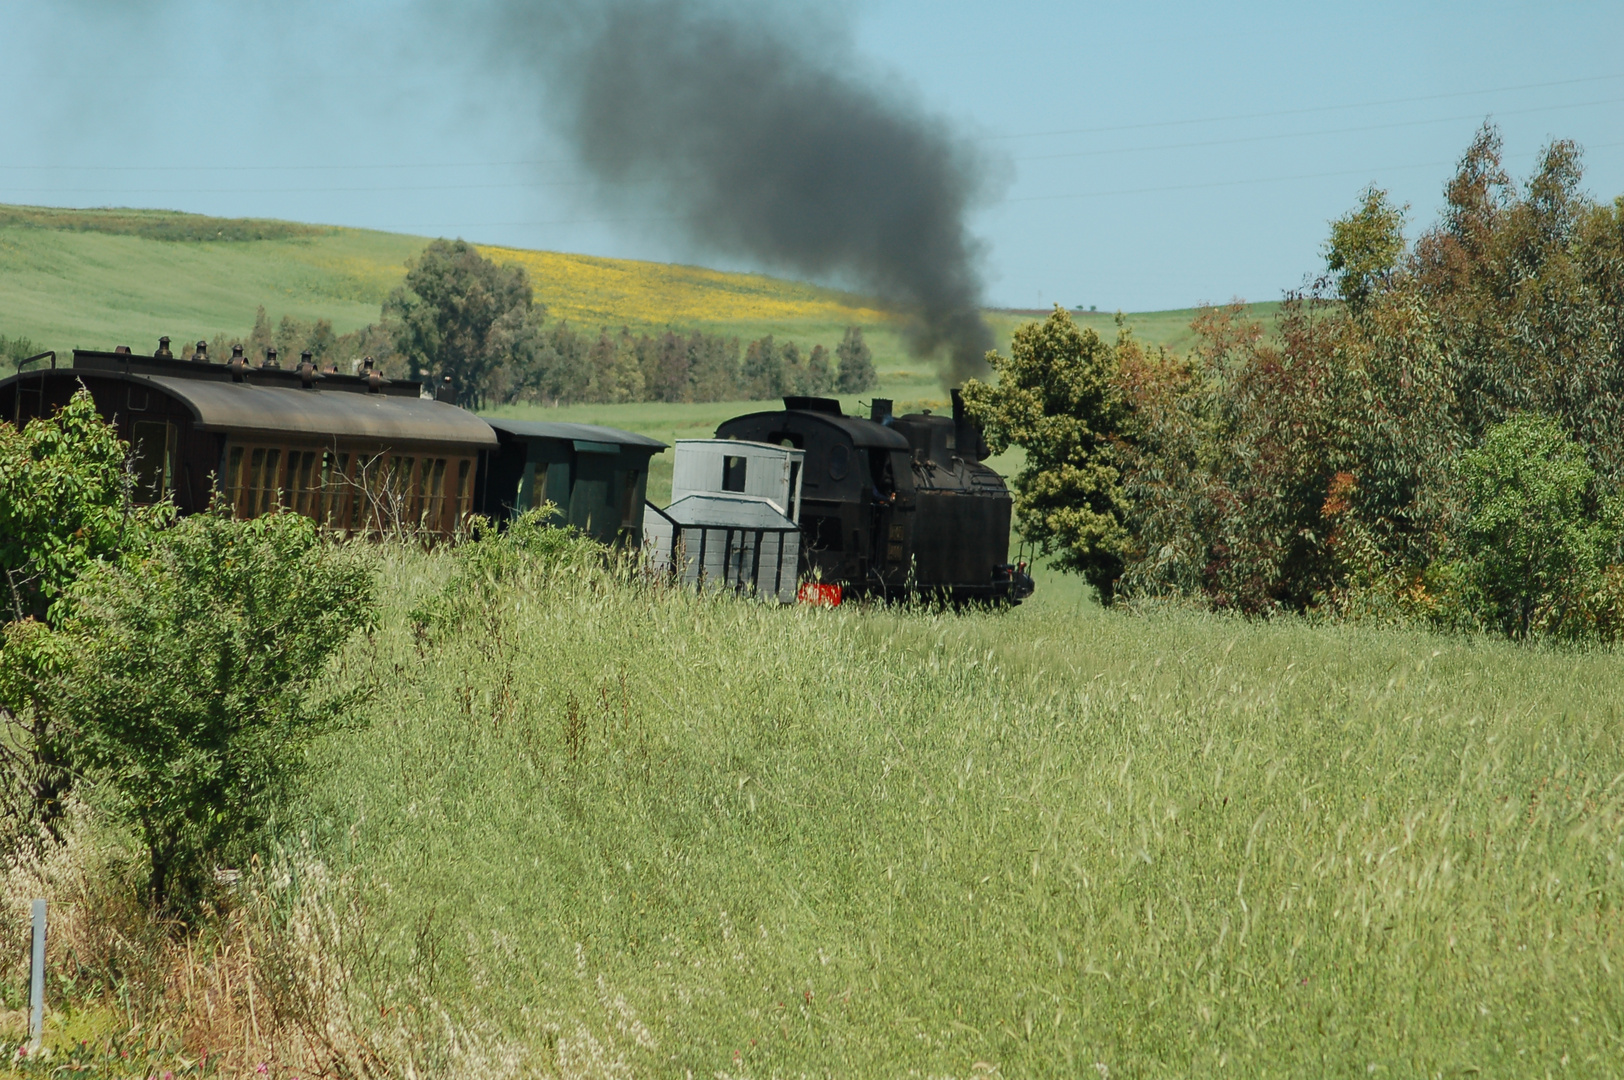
[967,125,1624,642]
[215,241,877,408]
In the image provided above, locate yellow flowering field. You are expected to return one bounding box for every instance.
[477,244,894,329]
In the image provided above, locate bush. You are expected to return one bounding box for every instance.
[963,308,1131,603]
[0,389,164,623]
[41,510,376,914]
[1437,415,1623,639]
[1101,125,1624,640]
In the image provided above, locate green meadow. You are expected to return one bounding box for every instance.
[278,541,1624,1077]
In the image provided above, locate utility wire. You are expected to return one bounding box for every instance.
[1,72,1620,173]
[984,71,1624,141]
[1007,140,1624,204]
[1010,96,1624,163]
[6,94,1621,198]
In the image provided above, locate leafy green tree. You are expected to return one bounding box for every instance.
[742,336,784,399]
[962,306,1131,604]
[644,330,691,403]
[2,391,166,838]
[0,389,159,624]
[1325,187,1407,311]
[835,326,875,393]
[1444,415,1622,639]
[43,510,375,913]
[1,336,40,369]
[686,333,741,403]
[806,344,833,395]
[385,239,533,408]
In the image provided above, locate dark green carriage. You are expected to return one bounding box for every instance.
[479,418,666,546]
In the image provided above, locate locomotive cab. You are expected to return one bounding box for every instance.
[715,396,916,593]
[715,395,1032,603]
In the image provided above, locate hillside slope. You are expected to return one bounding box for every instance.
[0,203,1272,370]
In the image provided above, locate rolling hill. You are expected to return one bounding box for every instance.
[0,203,1274,376]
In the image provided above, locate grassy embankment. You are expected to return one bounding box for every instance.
[160,541,1619,1076]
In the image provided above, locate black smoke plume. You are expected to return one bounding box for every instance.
[483,0,1001,384]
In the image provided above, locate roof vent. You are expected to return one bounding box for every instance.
[297,350,318,388]
[783,396,843,415]
[362,356,385,393]
[191,340,209,363]
[155,336,173,359]
[262,347,280,370]
[228,344,248,381]
[435,375,456,403]
[114,345,132,355]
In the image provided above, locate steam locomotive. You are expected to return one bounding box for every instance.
[712,393,1033,604]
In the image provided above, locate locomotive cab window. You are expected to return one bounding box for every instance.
[828,443,849,480]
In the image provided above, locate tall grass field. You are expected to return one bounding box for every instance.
[237,540,1624,1077]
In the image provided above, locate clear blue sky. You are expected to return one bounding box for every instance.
[2,0,1621,312]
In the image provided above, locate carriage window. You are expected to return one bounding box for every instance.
[291,451,319,516]
[225,446,244,506]
[256,449,282,515]
[241,448,265,516]
[396,457,421,524]
[620,470,642,528]
[456,458,471,520]
[322,452,351,529]
[723,455,747,492]
[424,458,447,531]
[350,455,379,531]
[131,421,173,503]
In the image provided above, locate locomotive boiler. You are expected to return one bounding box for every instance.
[713,393,1034,604]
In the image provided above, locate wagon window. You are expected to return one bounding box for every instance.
[350,455,377,531]
[257,448,283,516]
[723,455,747,492]
[424,458,447,532]
[240,448,265,516]
[516,461,546,512]
[456,458,472,522]
[620,469,642,528]
[322,452,352,529]
[225,446,244,506]
[291,451,319,516]
[131,420,173,503]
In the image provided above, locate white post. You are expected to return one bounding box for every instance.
[28,899,45,1052]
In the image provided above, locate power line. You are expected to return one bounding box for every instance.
[985,71,1624,141]
[1006,140,1624,204]
[7,96,1620,200]
[1011,96,1624,163]
[1,72,1620,174]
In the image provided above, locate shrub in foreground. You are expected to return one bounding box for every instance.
[42,510,376,914]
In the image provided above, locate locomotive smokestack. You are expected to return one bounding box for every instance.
[870,398,894,424]
[951,388,984,461]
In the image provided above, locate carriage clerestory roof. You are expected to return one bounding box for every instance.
[3,367,498,448]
